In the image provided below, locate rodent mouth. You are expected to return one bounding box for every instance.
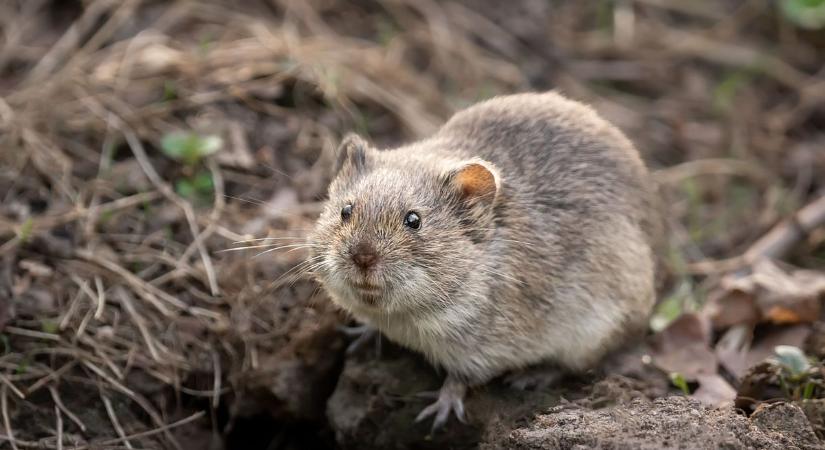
[350,280,384,305]
[352,280,381,293]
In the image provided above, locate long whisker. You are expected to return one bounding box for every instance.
[223,195,267,206]
[216,242,313,253]
[287,261,327,287]
[269,255,326,289]
[231,237,309,244]
[253,244,320,258]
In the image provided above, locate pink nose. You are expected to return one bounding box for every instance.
[351,242,378,270]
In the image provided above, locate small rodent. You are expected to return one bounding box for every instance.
[310,92,660,429]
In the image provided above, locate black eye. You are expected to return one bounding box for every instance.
[404,211,421,229]
[341,204,353,221]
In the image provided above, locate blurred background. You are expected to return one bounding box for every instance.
[0,0,824,449]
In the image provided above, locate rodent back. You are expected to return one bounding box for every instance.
[436,92,658,244]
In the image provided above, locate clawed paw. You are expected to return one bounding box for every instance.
[415,392,466,430]
[414,377,468,430]
[337,324,380,355]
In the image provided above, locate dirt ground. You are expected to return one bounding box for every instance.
[1,0,825,449]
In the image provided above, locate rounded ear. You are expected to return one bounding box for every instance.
[444,159,501,206]
[333,133,370,176]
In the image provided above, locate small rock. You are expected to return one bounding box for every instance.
[482,396,823,449]
[750,402,820,450]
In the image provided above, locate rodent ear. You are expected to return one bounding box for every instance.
[333,133,369,176]
[445,159,500,206]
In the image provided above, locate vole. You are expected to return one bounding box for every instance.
[310,92,660,429]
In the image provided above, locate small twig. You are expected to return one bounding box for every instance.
[75,248,180,316]
[687,194,825,274]
[743,194,825,263]
[4,326,60,342]
[0,191,161,238]
[49,386,87,432]
[115,287,160,362]
[54,405,63,450]
[654,158,770,185]
[79,335,124,380]
[0,435,39,449]
[94,276,106,320]
[1,385,18,450]
[75,308,94,340]
[26,362,76,395]
[101,391,133,449]
[211,350,221,409]
[686,255,746,275]
[61,279,89,330]
[0,376,25,400]
[83,362,182,450]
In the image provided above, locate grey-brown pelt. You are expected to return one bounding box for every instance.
[310,91,660,394]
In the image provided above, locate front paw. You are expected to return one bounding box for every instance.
[414,376,468,430]
[337,324,381,356]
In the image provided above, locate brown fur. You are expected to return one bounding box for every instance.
[310,92,661,386]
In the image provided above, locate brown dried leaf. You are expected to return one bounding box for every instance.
[693,374,737,408]
[702,290,760,330]
[651,313,717,381]
[720,259,825,325]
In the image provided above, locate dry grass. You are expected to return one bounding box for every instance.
[0,0,823,448]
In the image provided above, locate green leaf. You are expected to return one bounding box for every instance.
[18,218,34,243]
[41,320,58,334]
[162,80,178,101]
[803,381,816,399]
[161,132,223,166]
[191,171,214,193]
[774,345,811,376]
[175,171,214,203]
[781,0,825,29]
[669,372,691,395]
[650,295,683,332]
[650,280,696,332]
[175,178,195,199]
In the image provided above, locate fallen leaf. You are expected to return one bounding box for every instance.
[719,259,825,325]
[701,290,759,329]
[693,374,737,408]
[651,313,717,381]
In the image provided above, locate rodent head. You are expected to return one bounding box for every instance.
[310,134,501,317]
